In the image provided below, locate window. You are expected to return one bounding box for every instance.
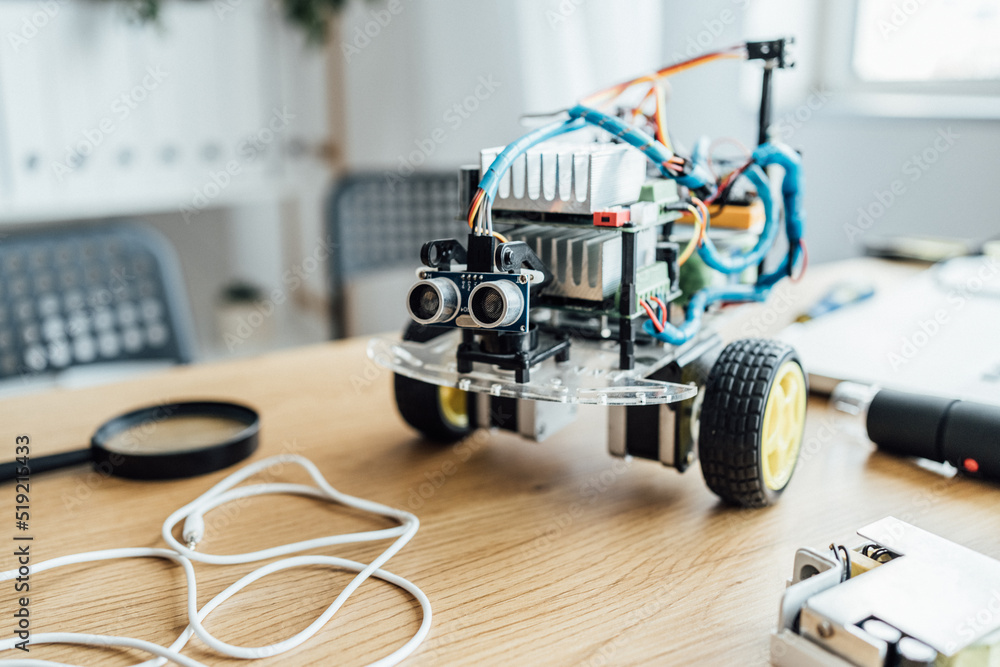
[853,0,1000,82]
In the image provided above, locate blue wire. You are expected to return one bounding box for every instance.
[477,117,587,204]
[696,163,777,274]
[645,143,806,344]
[754,142,805,287]
[565,105,714,190]
[643,285,771,345]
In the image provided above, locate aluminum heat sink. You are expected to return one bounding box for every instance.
[507,225,622,303]
[480,141,646,215]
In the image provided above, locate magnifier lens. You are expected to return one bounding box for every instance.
[101,415,253,455]
[91,401,260,480]
[0,401,260,483]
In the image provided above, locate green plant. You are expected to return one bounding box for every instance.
[109,0,352,43]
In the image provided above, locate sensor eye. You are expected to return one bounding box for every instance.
[471,286,504,324]
[468,280,523,329]
[406,278,459,324]
[411,286,441,320]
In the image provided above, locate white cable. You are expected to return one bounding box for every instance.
[0,633,209,667]
[0,455,431,667]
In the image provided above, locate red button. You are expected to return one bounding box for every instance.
[964,458,980,473]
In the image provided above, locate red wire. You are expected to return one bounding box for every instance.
[467,189,485,228]
[650,296,668,328]
[791,239,809,282]
[640,300,664,333]
[706,159,753,204]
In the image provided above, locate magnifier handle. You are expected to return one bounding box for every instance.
[0,448,93,482]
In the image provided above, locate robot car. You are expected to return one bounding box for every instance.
[370,39,808,508]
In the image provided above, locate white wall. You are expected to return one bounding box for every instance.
[338,0,668,170]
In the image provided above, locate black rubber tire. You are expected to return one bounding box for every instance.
[698,338,806,508]
[393,320,471,444]
[393,374,471,444]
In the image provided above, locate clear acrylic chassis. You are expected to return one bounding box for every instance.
[368,329,700,406]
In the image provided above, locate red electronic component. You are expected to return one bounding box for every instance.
[593,209,630,227]
[964,458,980,473]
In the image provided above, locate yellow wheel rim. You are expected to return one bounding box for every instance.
[438,386,468,429]
[761,360,806,491]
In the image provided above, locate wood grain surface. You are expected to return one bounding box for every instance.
[1,258,998,666]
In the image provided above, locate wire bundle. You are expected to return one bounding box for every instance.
[0,455,431,667]
[465,48,746,240]
[465,43,807,347]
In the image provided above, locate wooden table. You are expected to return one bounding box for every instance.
[2,259,998,666]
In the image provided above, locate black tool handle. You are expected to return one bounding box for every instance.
[0,449,93,482]
[867,389,1000,479]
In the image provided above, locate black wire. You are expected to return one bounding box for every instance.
[860,544,896,563]
[709,162,752,216]
[838,546,852,580]
[519,109,571,122]
[869,547,893,562]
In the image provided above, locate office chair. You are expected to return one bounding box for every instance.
[0,222,196,385]
[326,171,461,338]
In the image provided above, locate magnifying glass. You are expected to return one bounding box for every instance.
[1,401,260,482]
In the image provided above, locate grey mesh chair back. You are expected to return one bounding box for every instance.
[0,222,195,383]
[327,172,462,338]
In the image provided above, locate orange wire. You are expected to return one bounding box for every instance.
[581,48,744,109]
[653,83,670,147]
[629,83,668,145]
[467,189,484,229]
[630,88,654,121]
[694,197,710,246]
[677,204,702,266]
[465,189,508,243]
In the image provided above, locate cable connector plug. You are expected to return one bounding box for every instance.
[182,514,205,551]
[746,38,795,68]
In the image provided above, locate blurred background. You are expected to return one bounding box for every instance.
[1,0,998,394]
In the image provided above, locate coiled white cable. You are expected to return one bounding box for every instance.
[0,455,431,667]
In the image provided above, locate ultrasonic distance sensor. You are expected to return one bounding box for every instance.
[468,280,523,329]
[406,278,460,324]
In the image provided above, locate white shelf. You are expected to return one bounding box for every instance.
[0,0,329,226]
